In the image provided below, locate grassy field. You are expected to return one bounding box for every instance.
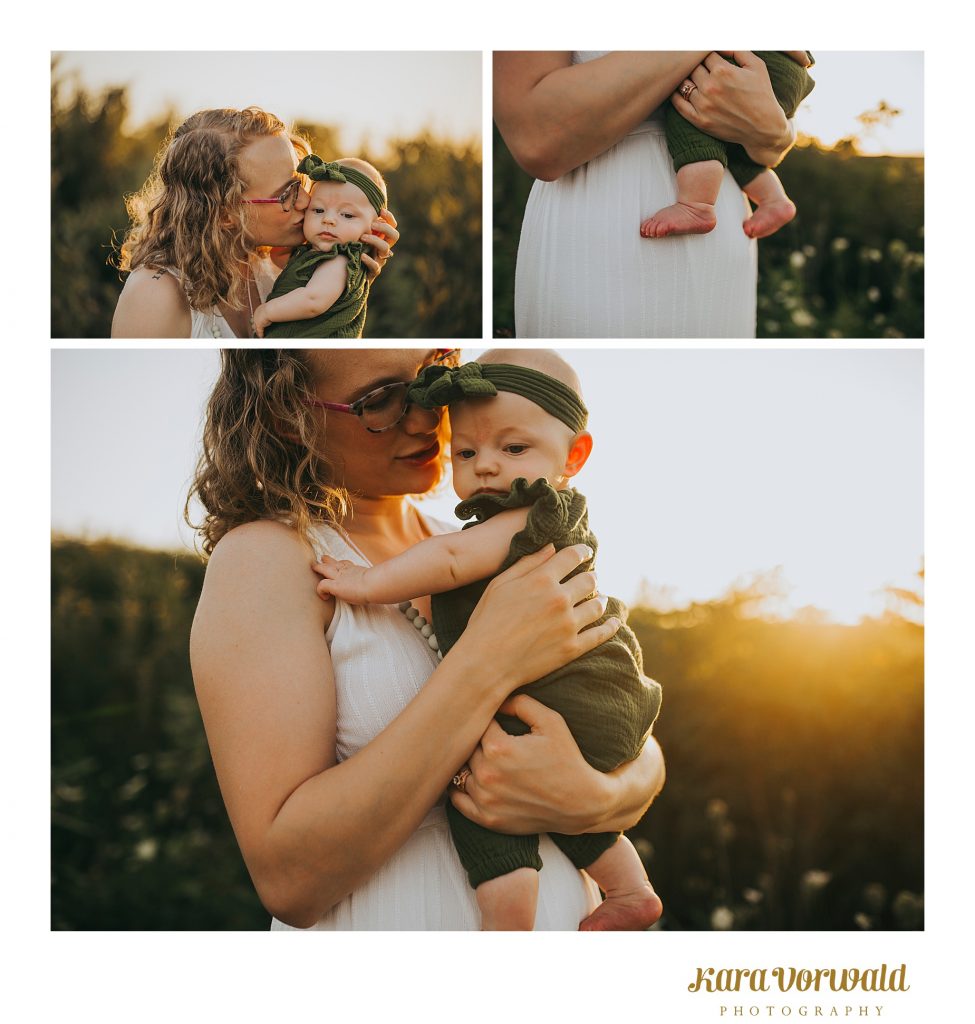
[51,538,923,930]
[51,72,481,339]
[493,128,923,339]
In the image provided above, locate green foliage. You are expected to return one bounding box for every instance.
[50,70,481,338]
[493,130,923,339]
[627,586,924,930]
[51,537,268,929]
[52,539,923,930]
[360,134,482,338]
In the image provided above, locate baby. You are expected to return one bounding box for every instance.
[314,349,663,931]
[641,51,815,241]
[254,154,387,339]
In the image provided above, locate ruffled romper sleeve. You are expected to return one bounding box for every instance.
[263,241,370,339]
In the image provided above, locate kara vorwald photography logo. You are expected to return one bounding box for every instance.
[688,964,910,1017]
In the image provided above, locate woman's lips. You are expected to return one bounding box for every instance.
[397,441,440,466]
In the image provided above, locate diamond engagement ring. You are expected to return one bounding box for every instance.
[679,82,697,101]
[452,767,472,792]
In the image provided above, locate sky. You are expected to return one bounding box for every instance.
[796,51,923,155]
[53,51,482,150]
[51,348,922,624]
[52,51,922,156]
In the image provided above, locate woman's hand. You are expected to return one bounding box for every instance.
[782,51,813,68]
[451,695,608,834]
[670,51,796,167]
[451,544,620,698]
[451,695,666,835]
[360,210,399,281]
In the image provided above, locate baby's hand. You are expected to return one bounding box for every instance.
[252,303,272,339]
[313,556,373,604]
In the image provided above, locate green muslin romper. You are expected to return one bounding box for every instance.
[263,241,369,339]
[435,477,663,889]
[666,51,816,187]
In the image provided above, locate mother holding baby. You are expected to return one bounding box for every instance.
[189,348,665,930]
[111,106,396,339]
[495,51,812,338]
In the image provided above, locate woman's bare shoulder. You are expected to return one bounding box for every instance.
[206,519,320,582]
[112,267,191,338]
[196,520,332,628]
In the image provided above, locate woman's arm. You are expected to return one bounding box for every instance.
[253,257,346,338]
[451,694,665,835]
[494,51,709,181]
[111,267,191,337]
[670,51,797,167]
[191,523,617,928]
[313,507,531,604]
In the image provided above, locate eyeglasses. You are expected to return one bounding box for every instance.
[307,350,458,433]
[242,178,303,213]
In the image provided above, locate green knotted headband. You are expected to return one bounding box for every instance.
[297,154,385,214]
[407,361,589,434]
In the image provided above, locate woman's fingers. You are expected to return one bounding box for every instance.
[781,50,813,67]
[490,542,557,583]
[670,87,699,123]
[572,592,611,628]
[543,542,596,582]
[361,234,391,259]
[708,50,748,69]
[375,211,400,244]
[497,693,559,732]
[576,612,621,653]
[562,569,597,603]
[360,213,399,279]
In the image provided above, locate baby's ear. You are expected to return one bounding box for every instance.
[563,431,593,479]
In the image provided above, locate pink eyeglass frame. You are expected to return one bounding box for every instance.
[304,349,458,433]
[241,178,303,211]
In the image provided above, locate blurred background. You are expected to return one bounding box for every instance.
[51,52,482,338]
[493,52,924,339]
[51,348,923,930]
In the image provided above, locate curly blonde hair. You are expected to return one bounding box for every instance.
[118,107,309,312]
[187,350,346,557]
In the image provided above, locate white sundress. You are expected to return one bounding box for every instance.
[514,50,758,339]
[167,252,281,338]
[271,518,600,931]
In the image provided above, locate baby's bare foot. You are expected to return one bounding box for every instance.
[578,881,663,931]
[743,198,796,239]
[640,201,717,239]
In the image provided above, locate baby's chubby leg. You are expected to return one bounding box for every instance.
[578,836,663,931]
[641,160,723,238]
[741,168,797,239]
[476,867,539,931]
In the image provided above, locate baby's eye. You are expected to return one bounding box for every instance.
[312,207,325,214]
[505,444,528,455]
[455,449,476,460]
[341,212,358,219]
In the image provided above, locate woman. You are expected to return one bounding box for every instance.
[112,107,396,338]
[494,51,810,339]
[188,348,665,930]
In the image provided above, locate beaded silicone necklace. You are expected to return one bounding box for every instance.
[398,602,442,659]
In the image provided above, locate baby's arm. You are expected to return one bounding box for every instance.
[253,256,348,338]
[314,507,532,604]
